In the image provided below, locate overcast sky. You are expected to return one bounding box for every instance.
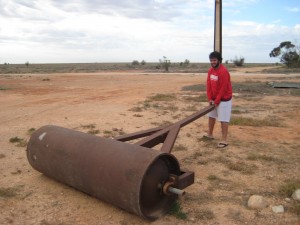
[1,0,299,64]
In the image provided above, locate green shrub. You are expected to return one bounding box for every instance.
[168,201,187,220]
[232,56,245,66]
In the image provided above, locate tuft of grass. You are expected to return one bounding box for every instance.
[80,124,100,135]
[231,109,247,114]
[143,101,151,108]
[103,130,112,134]
[207,175,219,181]
[81,123,96,129]
[213,156,231,164]
[27,128,36,135]
[181,84,206,92]
[247,153,275,161]
[162,104,178,112]
[226,161,256,175]
[129,106,143,112]
[184,105,198,111]
[0,86,10,90]
[103,130,113,137]
[197,136,214,142]
[87,129,100,135]
[0,154,5,159]
[185,192,213,204]
[17,140,27,147]
[0,187,18,198]
[278,179,300,197]
[184,94,207,102]
[150,120,172,127]
[230,116,282,127]
[9,136,27,147]
[148,93,176,101]
[173,144,188,152]
[9,136,23,143]
[195,209,215,220]
[168,201,187,220]
[42,78,50,81]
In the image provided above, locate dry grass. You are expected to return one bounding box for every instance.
[230,116,282,127]
[147,93,177,101]
[173,144,188,152]
[226,161,257,175]
[168,201,187,220]
[0,86,10,90]
[27,128,36,135]
[9,136,27,147]
[87,129,100,135]
[0,187,18,198]
[3,70,299,224]
[194,209,215,220]
[80,123,96,129]
[279,179,300,197]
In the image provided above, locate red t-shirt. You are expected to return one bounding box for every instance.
[206,64,232,105]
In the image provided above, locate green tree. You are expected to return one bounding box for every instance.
[269,41,300,67]
[131,60,139,66]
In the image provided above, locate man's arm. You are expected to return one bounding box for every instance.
[206,71,213,102]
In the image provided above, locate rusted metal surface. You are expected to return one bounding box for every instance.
[27,125,181,219]
[26,105,214,219]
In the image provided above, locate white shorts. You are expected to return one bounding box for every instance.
[208,99,232,122]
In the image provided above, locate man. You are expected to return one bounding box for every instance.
[204,51,232,148]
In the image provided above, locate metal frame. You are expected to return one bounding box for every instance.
[115,105,215,153]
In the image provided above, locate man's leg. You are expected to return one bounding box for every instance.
[220,121,229,143]
[208,117,216,137]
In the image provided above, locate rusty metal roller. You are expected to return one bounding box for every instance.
[26,125,182,219]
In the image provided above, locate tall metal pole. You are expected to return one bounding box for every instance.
[214,0,222,59]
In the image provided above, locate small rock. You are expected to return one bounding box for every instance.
[272,205,284,213]
[285,198,291,202]
[292,189,300,201]
[248,195,268,209]
[189,217,195,222]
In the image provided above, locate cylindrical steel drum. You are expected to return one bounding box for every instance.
[26,125,181,219]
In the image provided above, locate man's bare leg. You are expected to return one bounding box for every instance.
[208,117,216,137]
[220,121,229,143]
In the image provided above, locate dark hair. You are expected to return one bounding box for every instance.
[209,51,222,61]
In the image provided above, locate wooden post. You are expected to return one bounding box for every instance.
[214,0,222,59]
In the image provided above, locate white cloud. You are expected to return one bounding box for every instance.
[0,0,299,63]
[228,20,258,27]
[286,7,299,12]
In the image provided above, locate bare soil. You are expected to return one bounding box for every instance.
[0,68,299,225]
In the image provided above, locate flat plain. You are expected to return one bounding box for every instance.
[0,64,299,225]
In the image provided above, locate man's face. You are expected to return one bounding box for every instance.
[210,58,220,68]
